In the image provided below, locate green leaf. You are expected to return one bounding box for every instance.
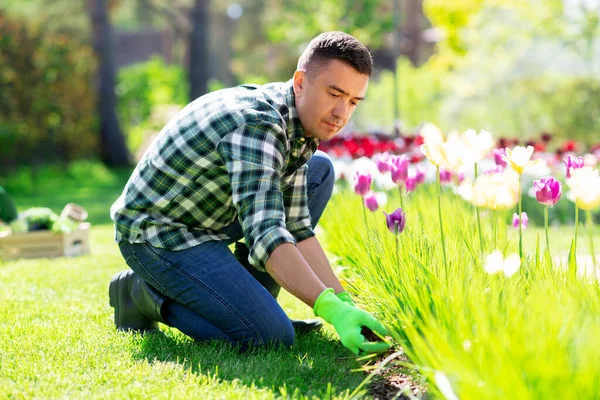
[568,238,578,281]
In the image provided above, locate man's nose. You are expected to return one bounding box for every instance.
[332,100,349,121]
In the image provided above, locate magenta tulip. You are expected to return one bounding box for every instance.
[494,148,507,167]
[389,155,409,184]
[405,176,417,192]
[364,191,379,211]
[564,155,584,178]
[533,176,562,206]
[375,152,391,174]
[512,212,528,230]
[415,166,426,184]
[353,171,372,196]
[439,169,452,184]
[383,208,406,234]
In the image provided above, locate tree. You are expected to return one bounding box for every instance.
[88,0,131,166]
[189,0,211,100]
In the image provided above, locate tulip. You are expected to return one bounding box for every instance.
[353,171,372,196]
[504,146,539,174]
[463,129,495,164]
[566,167,600,272]
[405,176,417,192]
[533,176,562,206]
[389,155,410,184]
[374,152,391,174]
[533,176,562,253]
[512,212,528,230]
[439,169,452,184]
[419,123,447,167]
[364,191,379,211]
[384,207,406,269]
[484,250,521,277]
[493,148,507,167]
[504,145,540,260]
[415,166,426,184]
[564,155,584,178]
[567,167,600,210]
[383,208,406,234]
[485,165,504,175]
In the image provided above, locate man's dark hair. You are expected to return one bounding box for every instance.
[297,31,373,79]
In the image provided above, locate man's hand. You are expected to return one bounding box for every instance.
[314,288,390,355]
[336,291,355,306]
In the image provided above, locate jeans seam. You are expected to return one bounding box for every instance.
[141,243,265,346]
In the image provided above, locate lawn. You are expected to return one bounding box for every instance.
[0,163,372,399]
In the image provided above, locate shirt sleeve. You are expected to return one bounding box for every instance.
[281,164,315,243]
[218,119,296,271]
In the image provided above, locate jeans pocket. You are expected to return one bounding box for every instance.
[125,250,167,293]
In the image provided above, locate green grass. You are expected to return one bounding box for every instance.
[321,184,600,400]
[0,163,371,399]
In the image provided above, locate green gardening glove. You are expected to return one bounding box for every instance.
[314,288,390,355]
[336,291,355,306]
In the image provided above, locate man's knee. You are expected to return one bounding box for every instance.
[310,150,335,196]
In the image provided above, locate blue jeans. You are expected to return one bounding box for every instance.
[118,151,335,349]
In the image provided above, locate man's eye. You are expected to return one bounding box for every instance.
[329,92,340,98]
[350,102,358,107]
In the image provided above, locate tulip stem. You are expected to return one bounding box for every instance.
[544,205,550,253]
[575,206,579,256]
[399,184,404,210]
[362,201,368,230]
[492,210,498,246]
[474,163,484,255]
[586,210,597,277]
[518,173,523,260]
[436,166,449,286]
[395,221,400,269]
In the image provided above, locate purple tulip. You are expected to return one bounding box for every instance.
[564,155,584,178]
[383,208,406,234]
[533,176,562,206]
[439,169,452,184]
[375,152,391,174]
[494,148,507,167]
[353,171,372,196]
[364,191,379,211]
[512,212,528,230]
[389,155,410,184]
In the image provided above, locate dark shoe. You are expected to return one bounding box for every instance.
[109,270,166,332]
[291,318,322,335]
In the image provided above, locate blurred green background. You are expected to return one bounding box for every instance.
[1,0,600,173]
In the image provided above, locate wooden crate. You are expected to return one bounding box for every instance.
[0,223,91,261]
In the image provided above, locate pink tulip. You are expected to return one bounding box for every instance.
[389,155,410,184]
[494,148,508,167]
[353,171,372,196]
[564,155,584,178]
[512,212,528,230]
[383,208,406,234]
[374,152,391,174]
[533,176,562,206]
[364,191,379,211]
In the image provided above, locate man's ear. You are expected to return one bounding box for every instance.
[293,69,305,96]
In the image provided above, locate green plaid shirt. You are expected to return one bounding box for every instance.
[110,80,320,270]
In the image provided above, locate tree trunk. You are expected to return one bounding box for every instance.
[188,0,211,101]
[88,0,131,166]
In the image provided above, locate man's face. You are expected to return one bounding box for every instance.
[293,59,369,141]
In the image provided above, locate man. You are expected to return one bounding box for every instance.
[109,31,389,355]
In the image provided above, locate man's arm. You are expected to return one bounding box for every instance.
[265,242,327,307]
[296,236,345,294]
